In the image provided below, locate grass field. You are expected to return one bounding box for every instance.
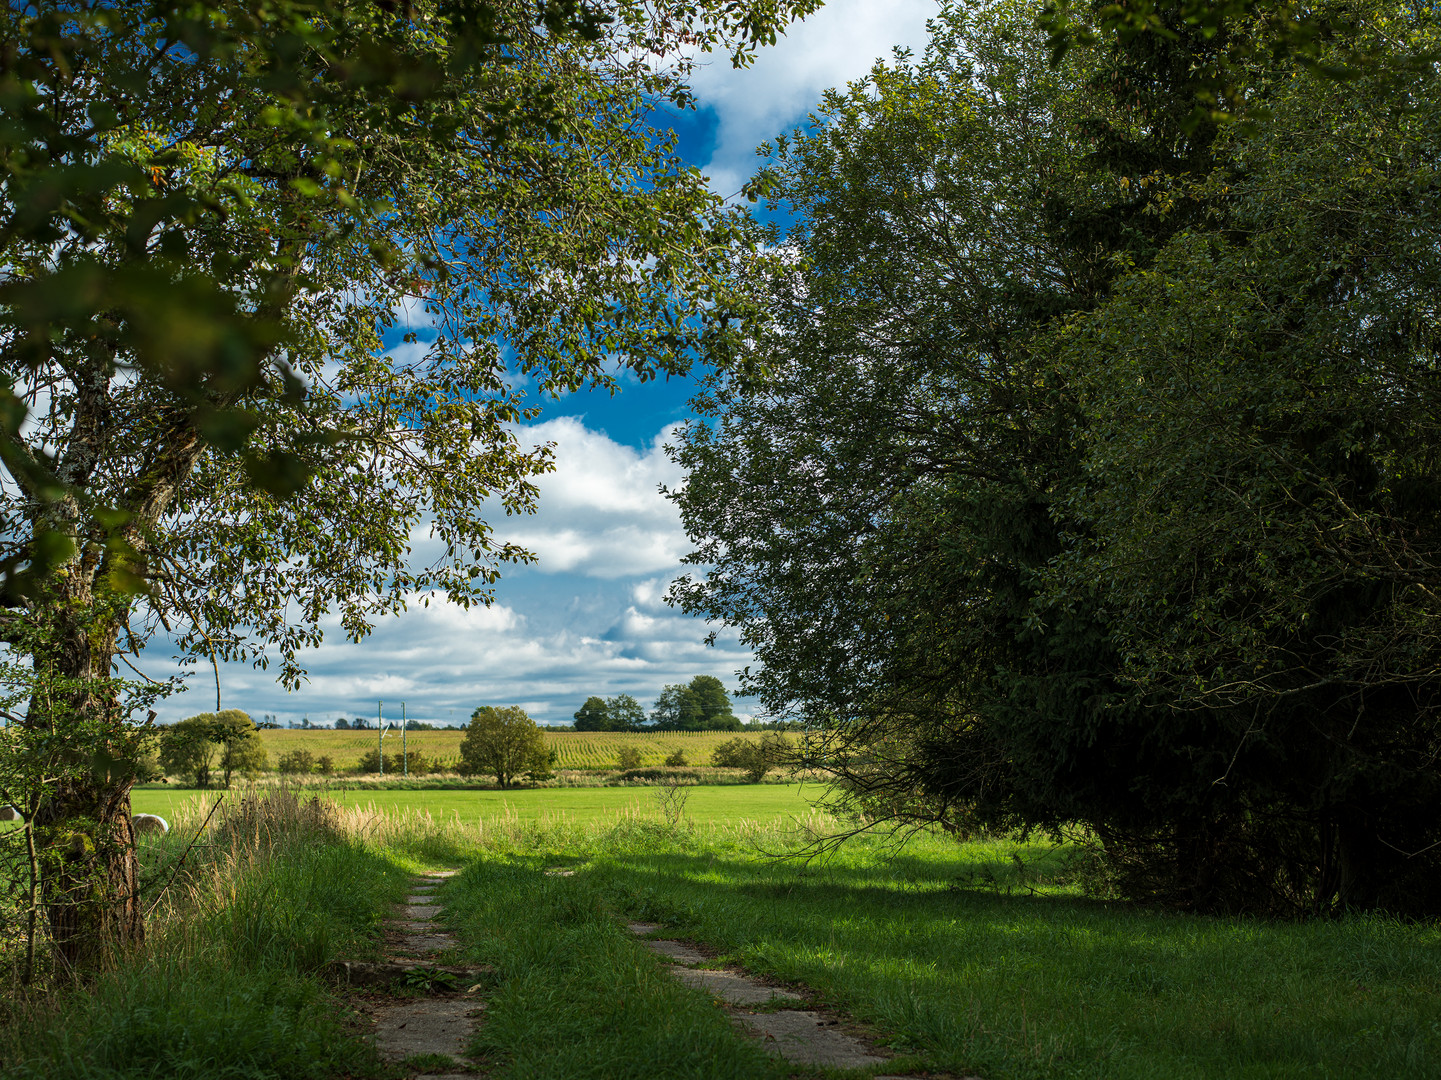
[130,783,817,827]
[8,789,1439,1079]
[253,728,772,771]
[444,822,1441,1080]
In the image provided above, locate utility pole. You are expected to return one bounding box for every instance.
[378,700,384,777]
[402,701,407,777]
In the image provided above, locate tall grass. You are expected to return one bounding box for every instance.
[0,789,414,1080]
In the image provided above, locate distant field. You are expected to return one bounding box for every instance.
[130,783,817,825]
[254,728,772,771]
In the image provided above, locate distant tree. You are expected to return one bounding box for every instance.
[158,715,220,788]
[573,696,612,732]
[334,718,350,731]
[459,706,549,789]
[606,694,647,732]
[650,684,701,730]
[664,748,689,768]
[214,710,268,787]
[352,717,371,730]
[688,677,740,730]
[316,755,336,777]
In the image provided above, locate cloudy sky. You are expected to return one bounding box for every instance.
[147,0,939,729]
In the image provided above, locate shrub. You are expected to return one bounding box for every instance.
[315,755,335,776]
[616,745,643,771]
[710,733,789,782]
[664,748,688,767]
[609,768,700,785]
[356,750,429,775]
[277,749,316,775]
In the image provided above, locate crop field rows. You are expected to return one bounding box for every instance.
[255,728,772,771]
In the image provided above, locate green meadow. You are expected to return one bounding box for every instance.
[6,788,1438,1079]
[130,783,815,827]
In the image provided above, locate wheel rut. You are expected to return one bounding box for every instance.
[337,870,488,1079]
[625,921,975,1078]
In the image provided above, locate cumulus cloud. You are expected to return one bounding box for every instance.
[497,417,691,578]
[690,0,937,195]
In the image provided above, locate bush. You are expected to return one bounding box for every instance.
[277,749,316,775]
[609,768,700,785]
[663,748,688,767]
[616,745,643,771]
[710,733,789,783]
[355,750,429,775]
[315,755,335,776]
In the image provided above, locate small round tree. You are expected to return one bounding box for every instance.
[459,706,549,789]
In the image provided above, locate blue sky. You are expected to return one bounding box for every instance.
[147,0,939,729]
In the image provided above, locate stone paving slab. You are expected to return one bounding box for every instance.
[373,998,479,1060]
[626,921,659,935]
[406,894,438,904]
[736,1009,889,1070]
[391,932,458,955]
[403,904,442,920]
[670,966,803,1006]
[641,939,709,965]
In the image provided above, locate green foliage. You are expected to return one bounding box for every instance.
[355,749,429,775]
[664,748,689,768]
[572,697,611,732]
[159,717,222,789]
[574,694,647,731]
[459,706,548,789]
[673,0,1441,912]
[709,733,787,782]
[615,745,644,771]
[277,749,316,775]
[650,677,741,731]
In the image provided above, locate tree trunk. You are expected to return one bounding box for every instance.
[34,776,144,972]
[27,596,146,972]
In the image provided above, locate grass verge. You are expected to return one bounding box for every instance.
[0,791,419,1080]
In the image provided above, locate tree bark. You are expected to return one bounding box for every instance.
[26,572,146,971]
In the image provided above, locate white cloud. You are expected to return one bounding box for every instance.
[691,0,937,195]
[497,417,690,578]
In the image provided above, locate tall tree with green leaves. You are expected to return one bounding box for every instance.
[0,0,819,968]
[672,0,1441,912]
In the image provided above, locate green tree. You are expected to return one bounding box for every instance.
[606,694,647,732]
[159,715,221,788]
[687,676,740,730]
[213,710,268,787]
[673,0,1441,913]
[0,0,818,967]
[649,684,701,730]
[459,706,549,789]
[573,697,612,732]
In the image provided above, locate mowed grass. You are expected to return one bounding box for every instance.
[254,727,772,771]
[131,782,815,827]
